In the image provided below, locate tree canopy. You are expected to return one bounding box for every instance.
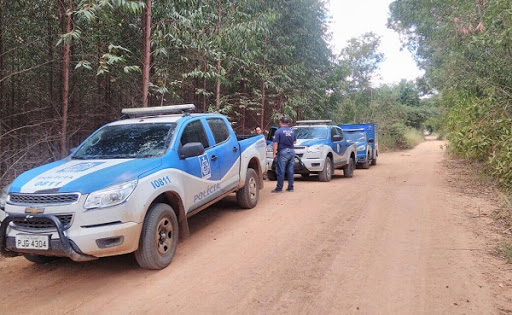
[0,0,439,186]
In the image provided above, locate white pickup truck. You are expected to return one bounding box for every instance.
[0,105,267,269]
[267,120,357,182]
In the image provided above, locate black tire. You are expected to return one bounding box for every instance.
[237,168,259,209]
[371,155,377,166]
[23,254,59,264]
[318,157,333,182]
[267,170,277,181]
[135,203,179,270]
[361,153,370,169]
[343,157,355,178]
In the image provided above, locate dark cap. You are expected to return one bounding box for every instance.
[279,115,292,125]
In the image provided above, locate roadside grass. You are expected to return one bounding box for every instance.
[443,154,512,263]
[380,124,425,151]
[493,195,512,263]
[404,128,425,148]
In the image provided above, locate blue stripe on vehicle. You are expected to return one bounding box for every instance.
[59,158,162,193]
[10,159,69,193]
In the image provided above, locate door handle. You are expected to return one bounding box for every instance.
[211,155,218,161]
[232,147,238,152]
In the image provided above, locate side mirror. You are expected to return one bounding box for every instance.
[179,142,205,159]
[332,135,342,142]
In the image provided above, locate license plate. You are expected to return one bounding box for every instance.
[15,234,50,250]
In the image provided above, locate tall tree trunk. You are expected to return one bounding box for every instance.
[47,19,54,112]
[260,36,267,129]
[240,70,245,132]
[96,21,103,117]
[203,58,207,112]
[60,0,72,158]
[261,79,265,129]
[141,0,151,108]
[0,0,4,113]
[0,0,4,176]
[215,0,222,110]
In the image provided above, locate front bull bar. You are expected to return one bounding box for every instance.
[0,213,96,261]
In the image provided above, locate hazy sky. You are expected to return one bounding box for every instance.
[327,0,424,86]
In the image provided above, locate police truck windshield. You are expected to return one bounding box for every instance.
[73,123,176,159]
[292,126,328,139]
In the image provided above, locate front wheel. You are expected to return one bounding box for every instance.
[237,168,259,209]
[318,157,333,182]
[343,157,355,178]
[135,203,179,270]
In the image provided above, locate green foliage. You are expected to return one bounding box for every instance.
[389,0,512,190]
[380,123,423,151]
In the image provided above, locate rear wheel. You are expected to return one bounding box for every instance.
[135,203,179,270]
[371,155,377,166]
[266,170,276,181]
[318,157,333,182]
[23,254,59,264]
[343,157,355,178]
[237,168,259,209]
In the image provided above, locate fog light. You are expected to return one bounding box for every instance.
[96,236,124,249]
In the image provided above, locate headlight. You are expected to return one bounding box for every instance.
[307,145,322,153]
[0,183,11,211]
[84,180,137,209]
[357,145,366,151]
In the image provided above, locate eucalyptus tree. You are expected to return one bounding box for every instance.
[333,32,384,123]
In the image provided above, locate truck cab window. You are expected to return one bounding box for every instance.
[206,118,230,144]
[180,120,210,149]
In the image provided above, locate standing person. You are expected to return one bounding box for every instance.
[271,116,297,193]
[255,126,262,135]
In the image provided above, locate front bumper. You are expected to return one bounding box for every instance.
[0,214,95,261]
[269,155,312,175]
[1,199,143,260]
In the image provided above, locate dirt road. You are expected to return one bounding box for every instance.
[1,139,511,314]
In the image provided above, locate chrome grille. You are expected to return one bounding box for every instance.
[11,214,73,231]
[9,193,80,205]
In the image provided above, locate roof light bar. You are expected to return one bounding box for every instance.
[121,104,196,117]
[296,120,332,125]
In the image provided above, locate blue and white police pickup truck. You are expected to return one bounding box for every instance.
[340,123,378,167]
[341,129,372,169]
[267,120,357,182]
[0,104,267,269]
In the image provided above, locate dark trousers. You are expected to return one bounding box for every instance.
[276,148,295,191]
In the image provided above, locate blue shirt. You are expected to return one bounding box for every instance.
[273,126,297,151]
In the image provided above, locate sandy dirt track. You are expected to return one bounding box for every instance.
[1,138,511,314]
